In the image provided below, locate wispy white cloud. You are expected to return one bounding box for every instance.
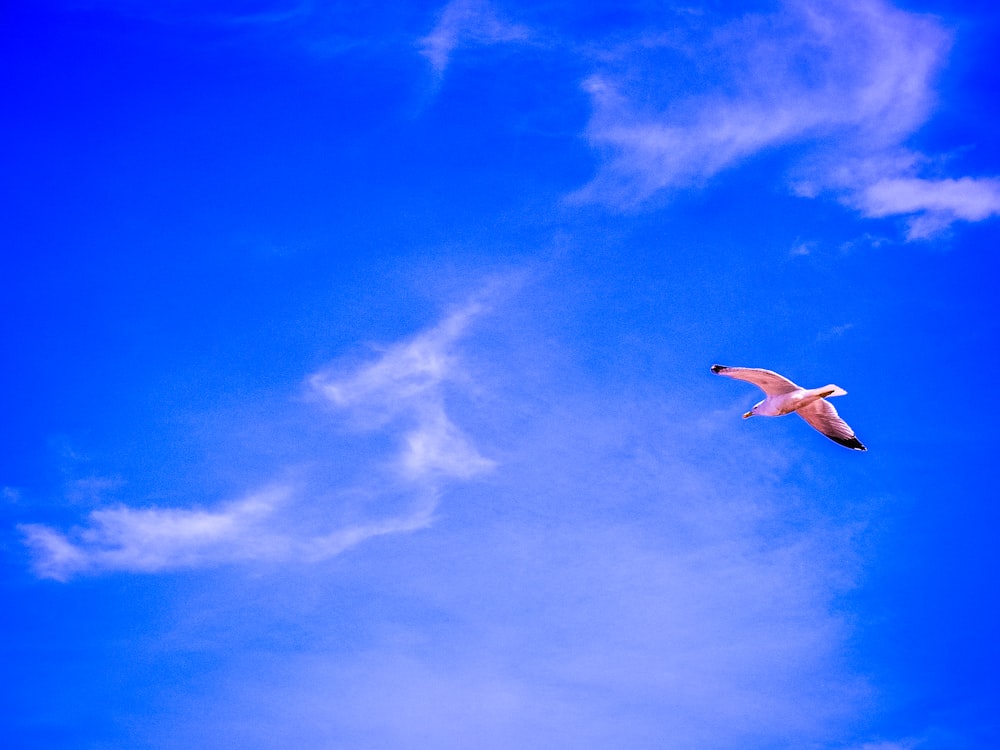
[21,301,494,580]
[20,484,440,581]
[576,0,944,193]
[573,0,1000,238]
[419,0,530,74]
[309,300,495,480]
[20,487,290,580]
[854,176,1000,239]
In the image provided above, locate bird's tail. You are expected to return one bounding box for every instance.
[820,385,847,398]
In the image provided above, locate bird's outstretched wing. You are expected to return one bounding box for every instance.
[710,365,800,396]
[796,399,867,451]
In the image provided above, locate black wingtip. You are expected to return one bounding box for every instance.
[831,435,867,451]
[711,364,725,374]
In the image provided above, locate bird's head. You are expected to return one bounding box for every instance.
[743,402,761,419]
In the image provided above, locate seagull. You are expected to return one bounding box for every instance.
[711,364,866,451]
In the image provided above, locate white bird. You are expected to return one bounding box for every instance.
[711,364,866,451]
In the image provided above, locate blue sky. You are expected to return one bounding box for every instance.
[2,0,999,747]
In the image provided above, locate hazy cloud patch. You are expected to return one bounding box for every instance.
[419,0,531,74]
[855,176,1000,239]
[572,0,999,238]
[21,302,494,580]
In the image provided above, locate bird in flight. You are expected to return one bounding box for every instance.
[711,364,866,451]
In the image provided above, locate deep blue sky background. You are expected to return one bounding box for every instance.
[3,1,999,748]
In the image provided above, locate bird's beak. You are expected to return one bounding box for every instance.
[742,411,753,419]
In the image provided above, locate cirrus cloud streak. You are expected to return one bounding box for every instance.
[570,0,1000,238]
[20,301,494,580]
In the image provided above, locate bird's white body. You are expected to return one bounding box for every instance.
[750,384,847,417]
